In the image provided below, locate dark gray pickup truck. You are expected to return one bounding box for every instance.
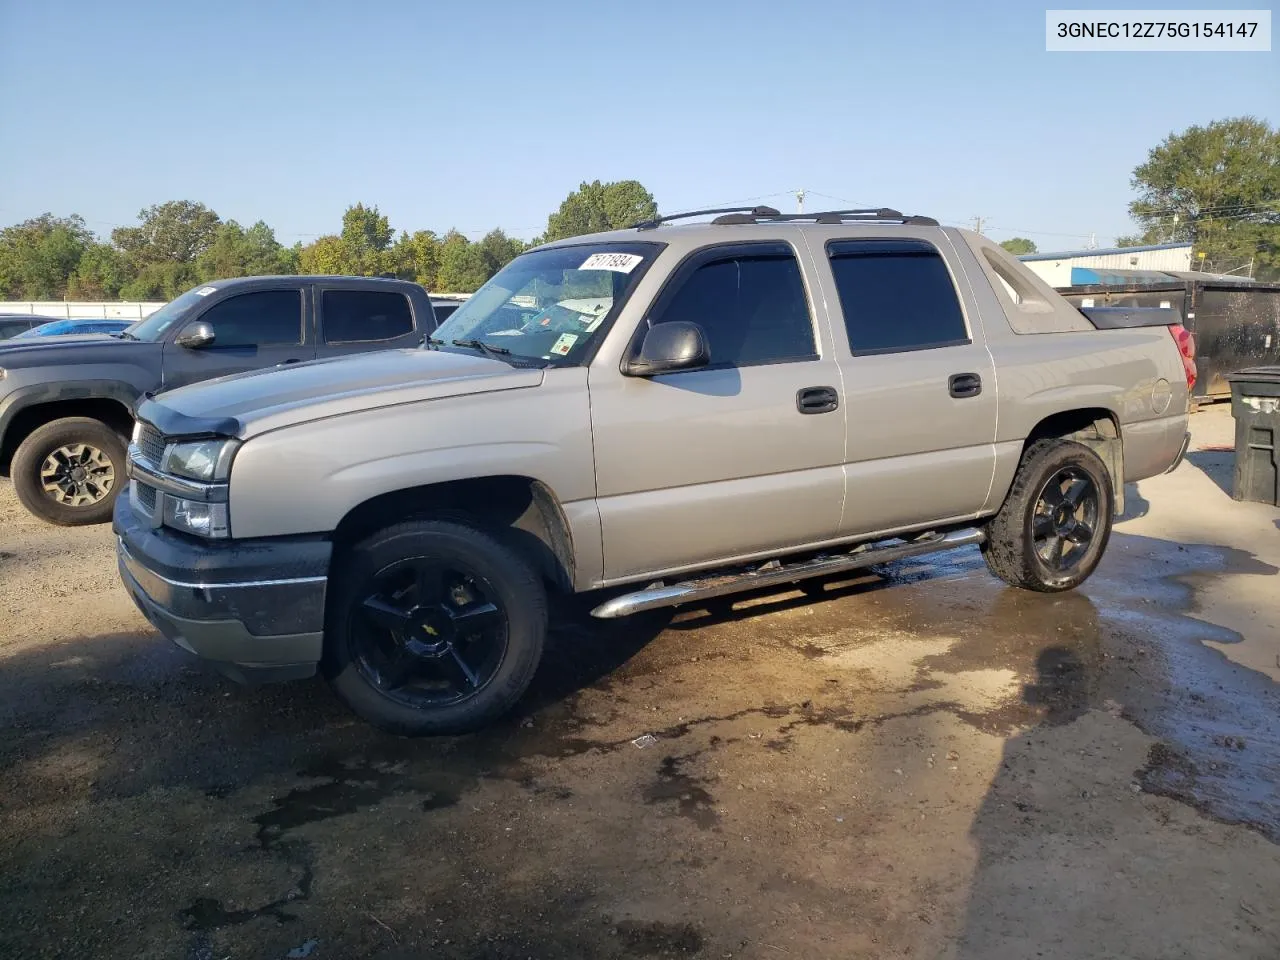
[0,275,439,525]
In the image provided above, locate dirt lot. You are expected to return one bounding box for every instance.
[2,404,1278,960]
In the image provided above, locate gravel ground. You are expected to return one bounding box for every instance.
[1,403,1278,960]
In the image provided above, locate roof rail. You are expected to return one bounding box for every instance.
[711,208,939,227]
[630,205,782,230]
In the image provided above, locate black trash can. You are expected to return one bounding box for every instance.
[1226,366,1280,506]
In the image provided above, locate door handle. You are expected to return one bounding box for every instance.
[948,373,982,398]
[797,386,839,414]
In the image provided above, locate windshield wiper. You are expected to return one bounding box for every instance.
[113,331,139,341]
[451,338,512,361]
[424,335,447,350]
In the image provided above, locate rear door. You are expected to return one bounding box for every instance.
[818,237,998,536]
[589,240,847,581]
[315,285,422,359]
[162,286,315,389]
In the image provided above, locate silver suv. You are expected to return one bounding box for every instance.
[114,206,1193,735]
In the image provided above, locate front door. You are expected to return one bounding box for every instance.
[589,241,847,583]
[162,288,315,389]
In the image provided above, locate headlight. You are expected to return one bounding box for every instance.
[163,498,231,538]
[161,438,239,482]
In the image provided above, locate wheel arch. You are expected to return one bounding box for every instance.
[1,391,136,476]
[1021,407,1124,512]
[330,475,576,593]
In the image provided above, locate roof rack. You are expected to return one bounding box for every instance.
[630,205,782,230]
[631,206,939,230]
[712,208,939,227]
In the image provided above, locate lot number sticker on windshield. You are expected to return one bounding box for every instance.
[580,252,643,273]
[194,286,218,296]
[550,333,579,356]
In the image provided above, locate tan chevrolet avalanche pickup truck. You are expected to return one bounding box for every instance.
[114,206,1196,735]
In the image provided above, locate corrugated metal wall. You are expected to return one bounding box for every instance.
[1023,246,1193,286]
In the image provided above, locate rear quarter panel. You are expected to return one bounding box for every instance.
[946,230,1189,506]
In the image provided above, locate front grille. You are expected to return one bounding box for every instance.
[136,423,166,467]
[135,481,157,513]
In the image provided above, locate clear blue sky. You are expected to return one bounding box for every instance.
[1,0,1275,250]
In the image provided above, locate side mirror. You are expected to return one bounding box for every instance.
[625,321,710,377]
[175,320,215,349]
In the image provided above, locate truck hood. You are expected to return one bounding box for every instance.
[0,334,147,364]
[146,348,545,439]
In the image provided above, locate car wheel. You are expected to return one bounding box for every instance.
[981,439,1114,592]
[323,519,547,736]
[11,416,127,526]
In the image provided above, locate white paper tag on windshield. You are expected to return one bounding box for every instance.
[550,333,578,356]
[194,286,217,296]
[579,252,642,273]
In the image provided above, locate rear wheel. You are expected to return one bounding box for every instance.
[323,519,547,736]
[11,417,127,526]
[982,439,1113,592]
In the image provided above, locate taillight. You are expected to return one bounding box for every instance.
[1169,323,1197,392]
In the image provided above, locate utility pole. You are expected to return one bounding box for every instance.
[1086,232,1097,250]
[972,216,985,234]
[795,189,806,214]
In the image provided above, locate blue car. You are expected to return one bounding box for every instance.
[12,318,134,339]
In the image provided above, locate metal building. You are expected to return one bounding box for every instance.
[1019,242,1193,287]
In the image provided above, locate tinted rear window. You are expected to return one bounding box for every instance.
[323,290,415,343]
[827,239,968,354]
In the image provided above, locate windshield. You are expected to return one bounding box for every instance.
[432,242,659,364]
[121,287,213,342]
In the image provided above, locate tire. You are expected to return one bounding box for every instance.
[11,416,128,526]
[982,438,1114,593]
[323,519,547,736]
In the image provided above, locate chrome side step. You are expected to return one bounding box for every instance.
[590,527,986,619]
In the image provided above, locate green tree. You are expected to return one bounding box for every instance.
[340,203,395,275]
[198,220,295,280]
[298,234,354,275]
[1126,117,1280,277]
[435,230,492,292]
[999,237,1037,255]
[112,200,222,267]
[0,213,95,299]
[542,180,657,243]
[476,229,524,275]
[68,242,129,299]
[394,229,442,288]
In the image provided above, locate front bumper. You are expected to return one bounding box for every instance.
[113,492,331,682]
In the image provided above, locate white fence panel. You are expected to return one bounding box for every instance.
[0,301,166,320]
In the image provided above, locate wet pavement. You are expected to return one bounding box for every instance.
[1,406,1278,959]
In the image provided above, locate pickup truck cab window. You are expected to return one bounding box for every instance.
[432,242,660,365]
[649,243,816,368]
[827,239,969,355]
[198,290,303,347]
[322,290,414,343]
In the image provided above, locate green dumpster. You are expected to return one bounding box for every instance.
[1226,366,1280,506]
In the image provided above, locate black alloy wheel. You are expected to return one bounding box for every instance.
[1031,466,1100,574]
[352,558,509,708]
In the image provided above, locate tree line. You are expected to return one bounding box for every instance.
[0,180,658,302]
[1,117,1275,302]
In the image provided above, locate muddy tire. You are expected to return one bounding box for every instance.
[982,439,1113,593]
[11,416,127,526]
[323,519,547,736]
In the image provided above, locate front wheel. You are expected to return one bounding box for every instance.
[11,416,127,526]
[982,439,1114,592]
[323,519,547,736]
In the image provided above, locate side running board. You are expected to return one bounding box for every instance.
[590,527,986,619]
